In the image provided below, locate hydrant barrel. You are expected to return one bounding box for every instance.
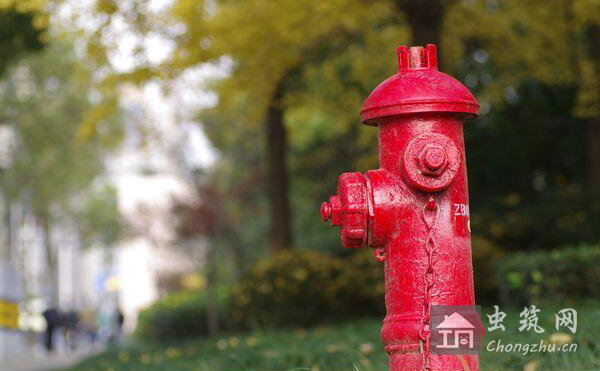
[321,44,481,371]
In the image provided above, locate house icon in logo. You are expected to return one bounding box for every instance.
[435,312,475,349]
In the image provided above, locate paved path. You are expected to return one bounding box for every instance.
[2,348,102,371]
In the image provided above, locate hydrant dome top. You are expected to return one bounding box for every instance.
[360,44,479,125]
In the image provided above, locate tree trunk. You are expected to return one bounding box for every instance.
[41,217,59,307]
[585,25,600,188]
[0,194,9,263]
[395,0,456,67]
[205,243,219,336]
[587,117,600,187]
[266,80,292,251]
[228,234,245,281]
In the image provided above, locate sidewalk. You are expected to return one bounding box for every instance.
[2,348,102,371]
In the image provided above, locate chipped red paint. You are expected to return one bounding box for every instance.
[321,44,480,371]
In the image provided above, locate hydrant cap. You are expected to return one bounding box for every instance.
[360,44,479,125]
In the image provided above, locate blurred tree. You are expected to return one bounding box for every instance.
[166,0,600,251]
[76,185,123,248]
[170,118,269,329]
[392,0,458,66]
[84,0,453,253]
[166,0,394,251]
[293,0,600,249]
[583,24,600,186]
[0,2,46,265]
[0,1,46,76]
[0,40,122,304]
[444,0,600,187]
[172,176,225,336]
[85,0,600,258]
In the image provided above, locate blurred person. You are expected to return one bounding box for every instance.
[96,303,112,344]
[62,310,80,351]
[112,307,124,344]
[96,299,121,344]
[42,307,59,352]
[79,308,99,347]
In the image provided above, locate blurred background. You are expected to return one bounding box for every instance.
[0,1,598,370]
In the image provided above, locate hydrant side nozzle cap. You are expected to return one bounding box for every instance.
[360,43,479,125]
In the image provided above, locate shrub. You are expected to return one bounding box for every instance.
[230,240,510,329]
[230,249,383,328]
[342,249,385,315]
[495,245,600,307]
[471,235,504,303]
[135,289,229,342]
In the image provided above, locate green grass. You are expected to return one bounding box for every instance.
[68,301,599,371]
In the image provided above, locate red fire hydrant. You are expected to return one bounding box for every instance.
[321,44,480,371]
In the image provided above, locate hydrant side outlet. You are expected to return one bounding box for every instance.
[321,44,480,371]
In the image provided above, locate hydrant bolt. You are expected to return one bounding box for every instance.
[419,145,447,175]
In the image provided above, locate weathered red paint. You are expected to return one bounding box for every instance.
[321,44,480,371]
